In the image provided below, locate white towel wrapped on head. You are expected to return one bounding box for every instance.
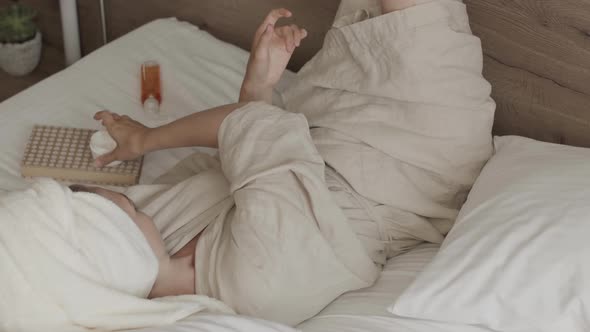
[0,178,230,332]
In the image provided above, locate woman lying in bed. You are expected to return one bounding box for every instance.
[1,0,495,331]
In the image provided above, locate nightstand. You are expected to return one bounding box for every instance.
[0,43,64,103]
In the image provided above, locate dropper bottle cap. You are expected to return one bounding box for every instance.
[143,94,160,113]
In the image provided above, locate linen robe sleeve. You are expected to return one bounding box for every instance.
[194,102,378,326]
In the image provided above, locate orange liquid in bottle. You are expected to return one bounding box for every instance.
[141,61,162,105]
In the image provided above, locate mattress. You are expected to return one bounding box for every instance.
[0,18,490,332]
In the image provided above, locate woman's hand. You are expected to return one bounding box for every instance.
[93,111,151,167]
[240,8,308,103]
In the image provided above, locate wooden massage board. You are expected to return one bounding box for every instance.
[21,125,143,186]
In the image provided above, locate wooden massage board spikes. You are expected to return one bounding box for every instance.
[21,125,143,186]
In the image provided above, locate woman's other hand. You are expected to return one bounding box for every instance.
[240,8,308,103]
[93,111,150,167]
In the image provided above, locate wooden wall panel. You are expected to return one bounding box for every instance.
[76,0,103,55]
[78,0,340,71]
[465,0,590,147]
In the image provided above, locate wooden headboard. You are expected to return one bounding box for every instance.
[465,0,590,147]
[78,0,340,71]
[77,0,590,147]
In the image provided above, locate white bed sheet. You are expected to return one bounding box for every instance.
[0,18,293,194]
[297,244,494,332]
[0,18,492,332]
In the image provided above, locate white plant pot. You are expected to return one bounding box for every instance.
[0,31,42,76]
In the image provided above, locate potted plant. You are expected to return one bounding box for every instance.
[0,1,41,76]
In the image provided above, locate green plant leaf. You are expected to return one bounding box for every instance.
[0,3,37,43]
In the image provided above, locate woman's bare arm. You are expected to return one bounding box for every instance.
[93,102,247,167]
[93,8,307,167]
[143,102,247,151]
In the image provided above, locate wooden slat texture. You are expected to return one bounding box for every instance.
[465,0,590,147]
[78,0,340,71]
[76,0,104,55]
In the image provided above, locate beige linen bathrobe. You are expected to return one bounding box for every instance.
[127,0,495,326]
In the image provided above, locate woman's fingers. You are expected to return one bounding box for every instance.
[280,26,296,53]
[252,9,309,53]
[276,25,308,52]
[94,111,139,129]
[300,28,308,41]
[95,150,118,168]
[91,111,148,167]
[290,25,301,47]
[262,8,292,29]
[293,26,308,45]
[94,110,110,120]
[293,25,308,47]
[255,24,274,57]
[254,8,292,45]
[94,111,116,127]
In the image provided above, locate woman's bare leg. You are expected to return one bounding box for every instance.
[380,0,416,13]
[324,0,425,29]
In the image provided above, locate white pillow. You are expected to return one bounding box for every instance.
[390,136,590,332]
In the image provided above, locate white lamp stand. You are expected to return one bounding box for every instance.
[59,0,81,66]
